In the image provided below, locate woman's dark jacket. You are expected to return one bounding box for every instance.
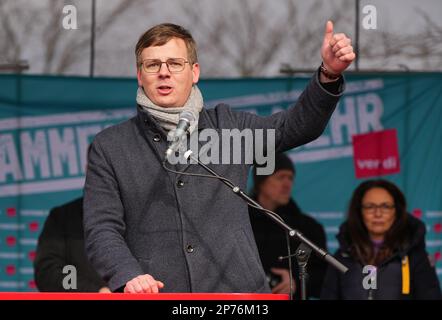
[321,214,441,300]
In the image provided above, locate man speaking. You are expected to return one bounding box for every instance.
[83,21,355,293]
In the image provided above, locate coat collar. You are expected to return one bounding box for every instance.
[136,105,213,179]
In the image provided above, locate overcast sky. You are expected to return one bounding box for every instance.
[0,0,441,77]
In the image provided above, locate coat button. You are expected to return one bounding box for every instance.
[153,134,161,142]
[176,180,185,188]
[186,245,194,253]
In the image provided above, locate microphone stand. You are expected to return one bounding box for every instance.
[180,150,348,300]
[294,243,312,300]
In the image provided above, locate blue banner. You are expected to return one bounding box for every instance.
[0,73,441,291]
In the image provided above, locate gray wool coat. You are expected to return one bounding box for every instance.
[83,71,344,292]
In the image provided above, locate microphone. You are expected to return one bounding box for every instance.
[165,110,195,159]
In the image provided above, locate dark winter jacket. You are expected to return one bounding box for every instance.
[249,199,327,299]
[34,198,106,292]
[321,214,441,300]
[84,71,344,292]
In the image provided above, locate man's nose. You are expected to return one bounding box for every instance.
[158,62,171,77]
[282,181,293,192]
[283,178,293,187]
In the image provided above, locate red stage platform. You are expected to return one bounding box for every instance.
[0,292,289,300]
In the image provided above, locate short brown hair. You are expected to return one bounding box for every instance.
[135,23,198,68]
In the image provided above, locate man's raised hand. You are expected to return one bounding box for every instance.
[321,20,356,76]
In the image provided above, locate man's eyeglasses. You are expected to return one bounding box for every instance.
[362,203,395,214]
[140,58,190,73]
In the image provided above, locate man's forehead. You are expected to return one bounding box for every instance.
[141,38,187,56]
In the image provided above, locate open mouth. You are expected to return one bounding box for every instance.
[157,85,173,95]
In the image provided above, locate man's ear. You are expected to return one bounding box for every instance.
[137,68,143,87]
[192,63,200,84]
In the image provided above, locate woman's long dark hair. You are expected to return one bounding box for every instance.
[346,179,409,266]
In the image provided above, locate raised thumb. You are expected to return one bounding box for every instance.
[323,20,334,44]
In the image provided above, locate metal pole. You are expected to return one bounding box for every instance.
[355,0,360,70]
[90,0,96,77]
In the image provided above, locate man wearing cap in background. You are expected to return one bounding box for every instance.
[249,153,327,299]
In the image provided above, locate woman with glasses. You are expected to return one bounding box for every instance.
[321,179,441,300]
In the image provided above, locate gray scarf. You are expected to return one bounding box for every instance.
[136,85,204,134]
